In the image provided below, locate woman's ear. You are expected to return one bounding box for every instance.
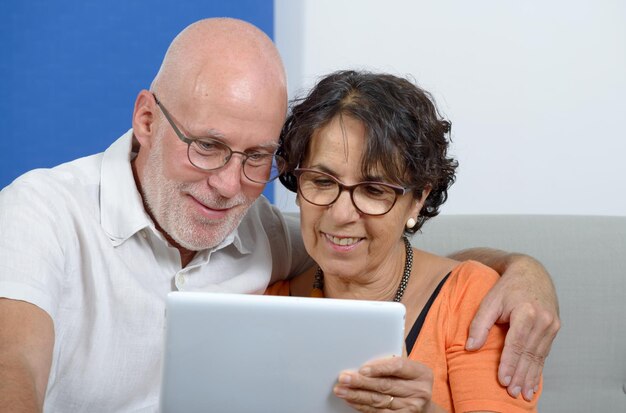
[413,186,432,217]
[132,90,158,149]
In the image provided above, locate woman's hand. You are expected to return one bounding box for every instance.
[333,356,438,412]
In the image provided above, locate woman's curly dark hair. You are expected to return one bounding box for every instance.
[278,70,458,233]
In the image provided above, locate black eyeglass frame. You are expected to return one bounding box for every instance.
[152,93,285,184]
[293,168,409,216]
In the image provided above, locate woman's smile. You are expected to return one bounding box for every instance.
[322,232,364,249]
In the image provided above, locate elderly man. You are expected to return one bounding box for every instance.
[0,18,558,412]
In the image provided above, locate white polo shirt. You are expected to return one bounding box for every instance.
[0,130,310,412]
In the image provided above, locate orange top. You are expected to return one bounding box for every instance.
[266,260,541,412]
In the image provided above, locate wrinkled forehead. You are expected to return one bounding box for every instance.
[154,35,287,141]
[303,114,361,156]
[304,114,405,182]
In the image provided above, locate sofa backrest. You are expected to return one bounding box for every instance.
[410,214,626,411]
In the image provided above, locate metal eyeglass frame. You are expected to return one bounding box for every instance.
[152,93,284,184]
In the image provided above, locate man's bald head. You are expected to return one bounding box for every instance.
[131,18,289,257]
[151,18,287,112]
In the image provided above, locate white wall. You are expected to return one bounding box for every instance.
[274,0,626,215]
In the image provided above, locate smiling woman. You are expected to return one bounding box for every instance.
[267,70,541,412]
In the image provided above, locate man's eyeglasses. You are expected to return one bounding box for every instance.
[153,94,286,184]
[294,169,409,216]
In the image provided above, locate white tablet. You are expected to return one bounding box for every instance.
[159,291,405,413]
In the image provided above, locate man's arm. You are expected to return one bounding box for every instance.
[0,298,54,413]
[448,248,560,402]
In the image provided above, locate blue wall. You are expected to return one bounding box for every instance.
[0,0,276,201]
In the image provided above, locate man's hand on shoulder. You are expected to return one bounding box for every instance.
[450,248,560,401]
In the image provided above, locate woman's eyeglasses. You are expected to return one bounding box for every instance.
[294,169,408,216]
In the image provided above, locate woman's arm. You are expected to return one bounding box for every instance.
[448,248,560,401]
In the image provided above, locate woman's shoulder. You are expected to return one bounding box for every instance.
[264,279,291,296]
[452,260,500,281]
[440,260,500,310]
[265,266,317,297]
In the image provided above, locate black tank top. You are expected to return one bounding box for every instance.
[405,272,451,354]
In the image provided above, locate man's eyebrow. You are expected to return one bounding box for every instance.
[254,142,280,151]
[197,130,279,152]
[197,128,226,140]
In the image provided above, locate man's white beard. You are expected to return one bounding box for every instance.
[140,137,254,251]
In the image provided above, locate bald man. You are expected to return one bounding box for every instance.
[0,18,558,412]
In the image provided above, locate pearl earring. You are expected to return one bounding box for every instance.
[406,217,417,229]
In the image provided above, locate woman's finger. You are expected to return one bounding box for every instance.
[336,369,418,398]
[359,356,426,381]
[334,385,394,409]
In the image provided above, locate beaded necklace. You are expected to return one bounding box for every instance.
[311,236,413,302]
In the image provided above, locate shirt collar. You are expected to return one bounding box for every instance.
[190,225,251,263]
[100,130,152,246]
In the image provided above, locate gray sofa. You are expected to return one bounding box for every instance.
[410,214,626,411]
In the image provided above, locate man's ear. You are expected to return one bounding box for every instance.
[132,90,157,149]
